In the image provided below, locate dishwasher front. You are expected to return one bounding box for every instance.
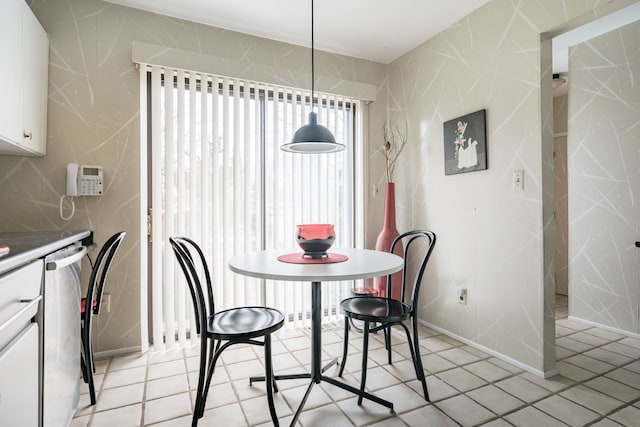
[42,243,88,427]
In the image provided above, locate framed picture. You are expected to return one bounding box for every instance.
[443,109,487,175]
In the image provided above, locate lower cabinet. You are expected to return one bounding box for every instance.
[0,324,39,427]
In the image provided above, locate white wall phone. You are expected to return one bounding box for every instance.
[59,163,104,220]
[66,163,103,196]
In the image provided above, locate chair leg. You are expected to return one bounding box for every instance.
[412,317,429,401]
[82,321,96,405]
[80,326,89,383]
[264,335,279,426]
[83,353,96,405]
[192,339,209,426]
[199,340,222,418]
[271,360,279,393]
[338,316,350,377]
[80,353,88,382]
[401,324,420,378]
[385,326,392,365]
[357,321,370,406]
[191,403,200,427]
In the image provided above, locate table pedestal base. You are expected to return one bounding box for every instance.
[250,370,395,426]
[249,282,394,426]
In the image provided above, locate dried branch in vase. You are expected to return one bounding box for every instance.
[381,121,408,183]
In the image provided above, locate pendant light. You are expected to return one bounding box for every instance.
[281,0,345,153]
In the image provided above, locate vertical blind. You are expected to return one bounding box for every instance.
[146,64,360,349]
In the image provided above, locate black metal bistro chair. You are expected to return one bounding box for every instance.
[170,237,284,426]
[81,231,126,405]
[338,230,436,403]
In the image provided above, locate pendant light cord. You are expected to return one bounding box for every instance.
[311,0,315,110]
[281,0,343,152]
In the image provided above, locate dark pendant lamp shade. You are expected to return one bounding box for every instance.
[281,112,345,153]
[281,0,345,154]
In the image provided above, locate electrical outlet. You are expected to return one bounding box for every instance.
[101,293,111,314]
[457,288,467,305]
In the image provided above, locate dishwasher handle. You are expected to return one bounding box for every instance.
[45,245,89,271]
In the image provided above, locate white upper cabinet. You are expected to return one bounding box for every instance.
[20,2,49,155]
[0,0,48,156]
[0,0,23,151]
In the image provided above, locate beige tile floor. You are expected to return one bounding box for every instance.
[72,295,640,426]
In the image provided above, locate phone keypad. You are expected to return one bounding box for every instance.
[80,180,103,195]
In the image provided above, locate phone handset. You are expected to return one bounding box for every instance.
[60,163,104,220]
[66,163,80,197]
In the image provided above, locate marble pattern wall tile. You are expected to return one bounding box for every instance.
[0,0,635,371]
[554,95,569,297]
[568,20,640,334]
[0,0,387,353]
[383,0,634,372]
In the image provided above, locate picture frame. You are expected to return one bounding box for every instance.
[443,109,487,175]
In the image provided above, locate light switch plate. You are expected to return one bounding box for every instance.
[101,293,111,313]
[457,288,467,304]
[512,170,524,191]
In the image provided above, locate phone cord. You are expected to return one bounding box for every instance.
[59,195,75,220]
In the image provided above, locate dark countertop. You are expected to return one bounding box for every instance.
[0,230,92,275]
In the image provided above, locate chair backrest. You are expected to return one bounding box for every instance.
[88,231,126,315]
[388,230,436,309]
[169,237,215,338]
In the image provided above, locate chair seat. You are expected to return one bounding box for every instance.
[340,296,410,323]
[80,297,97,314]
[208,306,284,340]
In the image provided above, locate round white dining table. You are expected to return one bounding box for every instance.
[229,247,403,282]
[228,247,403,426]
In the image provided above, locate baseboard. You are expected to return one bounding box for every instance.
[567,316,640,339]
[94,346,142,360]
[419,319,555,378]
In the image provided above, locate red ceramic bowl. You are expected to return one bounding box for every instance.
[296,224,335,259]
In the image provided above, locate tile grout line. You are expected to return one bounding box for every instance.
[138,353,150,427]
[76,301,639,427]
[407,310,639,426]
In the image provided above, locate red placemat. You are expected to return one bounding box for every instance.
[277,252,348,264]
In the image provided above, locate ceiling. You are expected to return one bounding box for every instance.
[106,0,491,64]
[107,0,639,74]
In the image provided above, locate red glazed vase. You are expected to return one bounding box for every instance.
[373,182,403,299]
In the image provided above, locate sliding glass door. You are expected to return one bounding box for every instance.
[145,65,360,348]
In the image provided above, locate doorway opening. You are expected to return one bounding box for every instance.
[550,3,640,360]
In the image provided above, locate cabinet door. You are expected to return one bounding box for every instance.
[21,2,48,156]
[0,324,39,427]
[0,0,23,147]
